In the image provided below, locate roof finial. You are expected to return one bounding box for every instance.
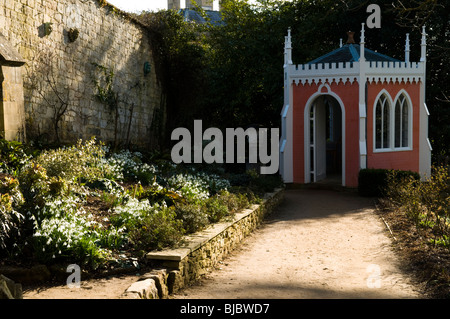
[405,33,410,63]
[284,27,293,65]
[360,23,365,62]
[340,38,343,48]
[360,23,365,44]
[346,31,355,44]
[421,25,427,62]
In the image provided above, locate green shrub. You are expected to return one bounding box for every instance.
[0,139,32,175]
[0,192,24,250]
[128,207,184,251]
[384,166,450,249]
[96,226,127,250]
[34,138,109,183]
[110,197,155,230]
[175,202,209,234]
[358,168,420,197]
[228,170,283,195]
[0,175,25,251]
[205,195,230,223]
[136,184,184,206]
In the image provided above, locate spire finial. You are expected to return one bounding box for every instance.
[359,23,365,62]
[284,27,293,65]
[421,25,427,45]
[360,23,365,44]
[405,33,410,63]
[421,25,427,62]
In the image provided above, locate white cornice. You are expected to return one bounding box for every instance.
[287,61,425,85]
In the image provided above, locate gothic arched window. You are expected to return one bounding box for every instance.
[375,94,390,150]
[394,94,411,149]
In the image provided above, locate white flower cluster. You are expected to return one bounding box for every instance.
[165,170,230,201]
[31,196,103,259]
[105,150,157,181]
[166,173,210,201]
[112,197,166,227]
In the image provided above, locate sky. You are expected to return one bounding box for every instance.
[106,0,260,13]
[107,0,168,12]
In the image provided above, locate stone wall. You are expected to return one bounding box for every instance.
[145,188,285,296]
[0,32,26,141]
[0,0,163,147]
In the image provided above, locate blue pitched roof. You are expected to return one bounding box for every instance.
[308,43,400,64]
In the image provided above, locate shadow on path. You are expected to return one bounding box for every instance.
[174,189,423,299]
[266,188,377,222]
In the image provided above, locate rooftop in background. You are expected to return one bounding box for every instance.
[168,0,219,11]
[179,9,222,25]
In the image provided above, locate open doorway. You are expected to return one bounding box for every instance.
[306,94,343,185]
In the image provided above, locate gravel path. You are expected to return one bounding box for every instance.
[173,189,424,299]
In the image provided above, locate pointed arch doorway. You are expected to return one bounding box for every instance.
[304,93,345,186]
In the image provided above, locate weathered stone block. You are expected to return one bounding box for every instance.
[0,275,22,299]
[141,269,169,299]
[167,270,184,295]
[124,278,158,299]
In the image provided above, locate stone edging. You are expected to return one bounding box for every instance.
[121,188,285,299]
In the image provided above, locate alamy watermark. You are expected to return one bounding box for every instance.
[66,264,81,288]
[171,120,279,175]
[366,4,381,29]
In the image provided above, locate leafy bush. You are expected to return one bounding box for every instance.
[175,202,209,234]
[227,169,283,195]
[110,197,156,230]
[0,195,24,250]
[128,206,184,251]
[384,166,450,249]
[96,225,127,250]
[205,195,230,223]
[34,138,110,183]
[17,163,51,212]
[136,183,184,206]
[0,175,25,251]
[0,139,32,175]
[358,168,420,197]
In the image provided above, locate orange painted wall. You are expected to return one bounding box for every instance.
[292,80,360,187]
[366,82,421,172]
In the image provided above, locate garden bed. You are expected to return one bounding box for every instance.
[0,138,284,286]
[376,167,450,298]
[377,206,450,298]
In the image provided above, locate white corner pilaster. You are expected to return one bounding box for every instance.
[359,23,367,170]
[281,28,294,182]
[419,25,431,178]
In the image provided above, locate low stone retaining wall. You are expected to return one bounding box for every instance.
[122,188,284,298]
